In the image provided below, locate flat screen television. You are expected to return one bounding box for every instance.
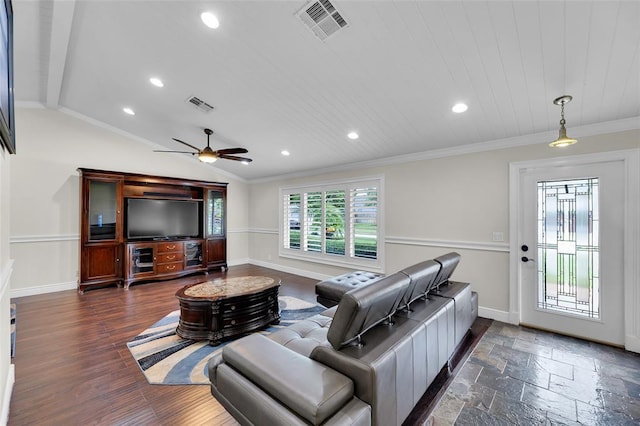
[0,0,15,154]
[126,198,201,240]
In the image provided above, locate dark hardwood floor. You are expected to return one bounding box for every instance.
[9,265,317,426]
[9,265,484,425]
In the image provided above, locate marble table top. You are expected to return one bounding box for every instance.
[178,276,278,300]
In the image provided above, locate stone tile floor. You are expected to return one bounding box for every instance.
[427,321,640,425]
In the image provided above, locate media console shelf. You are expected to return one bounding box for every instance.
[78,168,227,294]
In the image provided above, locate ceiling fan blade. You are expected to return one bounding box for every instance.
[218,154,253,162]
[153,150,197,154]
[215,148,249,155]
[171,138,201,152]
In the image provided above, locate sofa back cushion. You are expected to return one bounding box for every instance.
[433,252,461,289]
[327,272,410,349]
[399,259,441,308]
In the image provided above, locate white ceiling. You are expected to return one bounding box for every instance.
[13,0,640,181]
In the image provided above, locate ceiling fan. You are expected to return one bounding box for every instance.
[154,128,252,164]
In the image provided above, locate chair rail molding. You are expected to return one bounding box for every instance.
[246,228,277,235]
[385,236,509,253]
[10,234,79,244]
[247,229,510,253]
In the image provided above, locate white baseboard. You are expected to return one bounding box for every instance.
[625,334,640,354]
[248,259,332,282]
[10,281,76,298]
[478,306,511,323]
[228,258,250,267]
[1,364,14,425]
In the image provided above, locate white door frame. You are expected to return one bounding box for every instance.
[509,149,640,352]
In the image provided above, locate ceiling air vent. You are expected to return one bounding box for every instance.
[297,0,348,41]
[186,96,214,113]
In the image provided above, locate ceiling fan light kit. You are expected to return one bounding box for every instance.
[549,95,577,148]
[154,128,252,164]
[198,149,218,163]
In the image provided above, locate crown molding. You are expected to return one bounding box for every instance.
[17,103,638,185]
[248,117,640,184]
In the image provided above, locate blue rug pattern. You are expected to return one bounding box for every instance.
[127,296,325,385]
[10,303,15,358]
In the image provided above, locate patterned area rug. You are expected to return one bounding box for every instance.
[127,296,325,385]
[10,303,15,357]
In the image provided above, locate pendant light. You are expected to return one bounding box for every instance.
[549,95,577,148]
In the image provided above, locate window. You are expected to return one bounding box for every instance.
[280,176,383,271]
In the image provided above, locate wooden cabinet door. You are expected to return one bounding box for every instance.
[207,238,226,266]
[82,244,122,282]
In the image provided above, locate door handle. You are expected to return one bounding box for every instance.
[521,256,535,263]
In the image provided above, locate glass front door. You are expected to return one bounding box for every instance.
[519,160,625,346]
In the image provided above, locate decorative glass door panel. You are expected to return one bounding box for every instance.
[537,178,599,318]
[207,190,224,236]
[131,245,155,275]
[88,180,117,241]
[185,241,203,268]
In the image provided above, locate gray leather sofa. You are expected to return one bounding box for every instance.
[208,253,478,425]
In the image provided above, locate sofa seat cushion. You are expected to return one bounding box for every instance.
[268,312,333,357]
[222,333,354,425]
[316,271,384,307]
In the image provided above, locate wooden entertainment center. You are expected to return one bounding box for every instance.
[78,168,228,294]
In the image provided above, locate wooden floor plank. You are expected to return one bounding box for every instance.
[9,264,458,425]
[8,265,317,425]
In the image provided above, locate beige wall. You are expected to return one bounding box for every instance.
[7,106,639,318]
[1,144,14,423]
[9,107,249,295]
[248,129,640,316]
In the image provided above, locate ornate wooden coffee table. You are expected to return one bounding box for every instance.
[175,276,280,345]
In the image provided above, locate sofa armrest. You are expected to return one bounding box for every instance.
[207,352,224,385]
[222,333,354,425]
[310,345,375,405]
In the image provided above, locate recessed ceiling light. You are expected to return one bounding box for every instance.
[452,103,468,113]
[123,107,135,115]
[201,12,220,29]
[347,132,359,140]
[149,77,164,87]
[281,150,290,156]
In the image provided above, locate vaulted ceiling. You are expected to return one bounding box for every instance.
[14,1,640,180]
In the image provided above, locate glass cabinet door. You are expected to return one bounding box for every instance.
[207,190,225,236]
[89,180,117,241]
[185,241,203,268]
[131,246,155,274]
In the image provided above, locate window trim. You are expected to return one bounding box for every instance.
[279,175,385,272]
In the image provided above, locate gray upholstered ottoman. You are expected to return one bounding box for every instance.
[316,271,384,307]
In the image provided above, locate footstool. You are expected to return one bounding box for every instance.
[316,271,384,307]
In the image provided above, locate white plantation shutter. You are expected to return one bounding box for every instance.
[279,177,383,271]
[325,190,346,255]
[283,193,301,250]
[305,192,322,253]
[350,186,377,259]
